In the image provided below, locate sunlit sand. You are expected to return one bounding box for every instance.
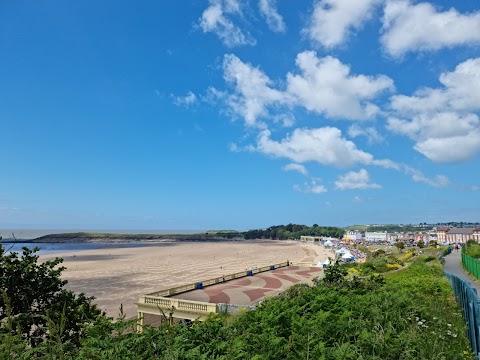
[40,240,333,318]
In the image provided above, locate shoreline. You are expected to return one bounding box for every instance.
[38,240,334,318]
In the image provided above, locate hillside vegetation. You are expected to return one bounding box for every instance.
[0,244,472,359]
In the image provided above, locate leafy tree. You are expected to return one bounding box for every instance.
[417,240,424,248]
[395,242,405,252]
[0,245,104,349]
[322,260,348,285]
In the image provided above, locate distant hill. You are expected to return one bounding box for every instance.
[29,231,243,243]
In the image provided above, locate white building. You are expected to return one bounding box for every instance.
[300,236,321,242]
[365,231,388,242]
[343,230,362,242]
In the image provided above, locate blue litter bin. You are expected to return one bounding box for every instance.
[196,282,203,289]
[247,270,253,276]
[270,265,275,270]
[323,264,327,269]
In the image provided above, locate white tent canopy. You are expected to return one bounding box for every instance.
[324,240,334,247]
[335,248,348,254]
[342,252,354,259]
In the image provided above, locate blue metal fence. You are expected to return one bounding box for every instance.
[444,270,480,358]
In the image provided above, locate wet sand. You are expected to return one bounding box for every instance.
[40,240,333,318]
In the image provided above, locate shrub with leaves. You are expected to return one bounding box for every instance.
[0,245,104,350]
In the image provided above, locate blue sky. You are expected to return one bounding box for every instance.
[1,0,479,230]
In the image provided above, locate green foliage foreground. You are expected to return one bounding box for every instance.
[464,240,480,259]
[0,247,472,359]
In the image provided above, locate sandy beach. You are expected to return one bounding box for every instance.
[40,240,333,318]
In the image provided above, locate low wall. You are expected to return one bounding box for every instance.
[137,260,290,328]
[147,261,289,298]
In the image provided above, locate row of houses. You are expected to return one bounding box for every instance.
[299,228,480,245]
[357,228,480,244]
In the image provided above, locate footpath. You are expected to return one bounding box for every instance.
[443,248,480,294]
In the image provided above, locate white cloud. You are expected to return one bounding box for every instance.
[305,0,380,48]
[283,163,308,175]
[286,51,394,120]
[273,113,295,127]
[335,169,381,190]
[256,127,377,168]
[381,0,480,57]
[402,166,449,188]
[223,0,242,14]
[199,0,256,47]
[293,180,327,194]
[414,131,480,163]
[352,195,363,203]
[253,127,448,187]
[173,91,197,106]
[259,0,286,33]
[219,52,394,126]
[222,54,290,127]
[348,124,384,144]
[391,58,480,114]
[388,58,480,163]
[387,112,480,140]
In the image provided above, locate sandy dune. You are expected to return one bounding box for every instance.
[40,240,333,318]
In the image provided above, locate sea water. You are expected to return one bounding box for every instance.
[0,228,203,255]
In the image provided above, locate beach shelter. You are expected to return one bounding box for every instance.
[324,240,334,247]
[322,258,331,268]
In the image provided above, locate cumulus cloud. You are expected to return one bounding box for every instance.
[253,127,448,187]
[305,0,380,48]
[199,0,256,47]
[391,58,480,114]
[222,54,290,127]
[348,124,384,144]
[173,91,197,106]
[259,0,286,33]
[381,0,480,57]
[388,58,480,163]
[218,52,394,126]
[335,169,381,190]
[414,131,480,163]
[256,127,377,168]
[286,51,394,120]
[283,163,308,175]
[293,180,327,194]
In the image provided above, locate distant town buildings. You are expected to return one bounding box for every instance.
[365,231,388,242]
[300,236,321,242]
[343,230,362,242]
[437,227,480,244]
[299,226,480,245]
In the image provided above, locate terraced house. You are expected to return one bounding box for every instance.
[436,227,480,244]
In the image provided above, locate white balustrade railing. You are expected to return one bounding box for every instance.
[144,261,290,299]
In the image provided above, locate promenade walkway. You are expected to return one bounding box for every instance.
[443,248,480,294]
[171,265,322,305]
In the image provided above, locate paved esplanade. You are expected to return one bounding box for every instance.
[443,249,480,294]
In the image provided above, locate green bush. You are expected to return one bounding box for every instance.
[0,246,472,359]
[464,242,480,259]
[0,245,104,351]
